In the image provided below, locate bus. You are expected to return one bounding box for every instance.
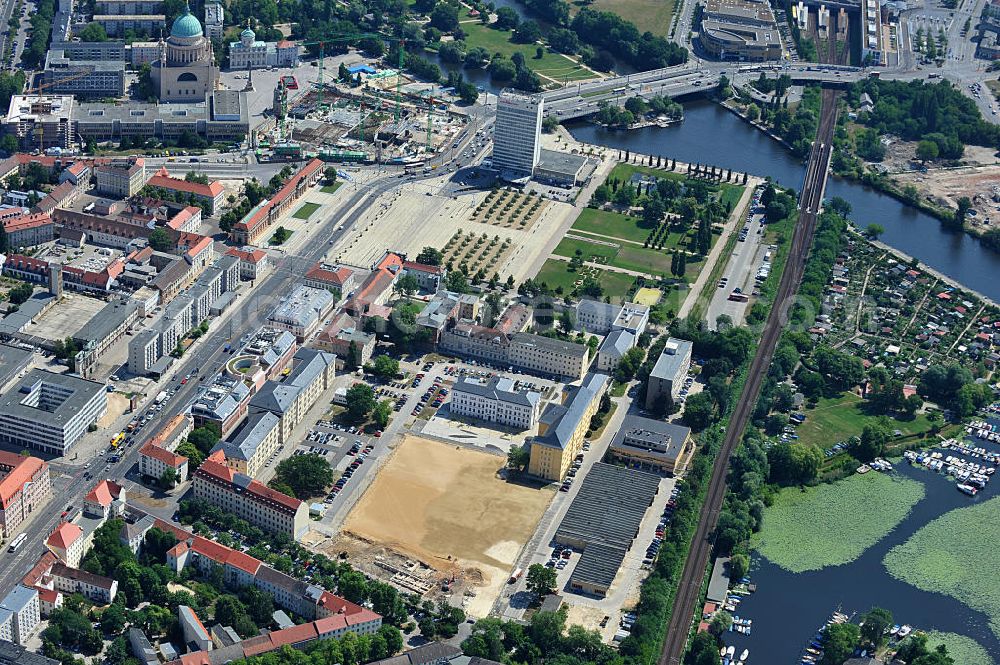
[8,533,27,552]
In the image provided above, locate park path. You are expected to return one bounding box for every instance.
[547,254,658,280]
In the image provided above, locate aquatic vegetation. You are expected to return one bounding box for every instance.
[885,497,1000,639]
[926,631,993,665]
[752,472,925,573]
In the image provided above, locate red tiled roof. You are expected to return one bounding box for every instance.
[402,260,442,275]
[352,269,395,306]
[166,206,200,230]
[22,551,57,587]
[196,457,302,513]
[269,622,317,647]
[140,442,187,468]
[47,522,82,550]
[183,235,214,260]
[4,253,47,275]
[226,247,267,263]
[37,587,60,604]
[4,212,52,233]
[0,452,46,508]
[176,651,211,665]
[84,480,123,507]
[233,159,323,235]
[166,541,189,559]
[375,252,404,271]
[66,162,88,176]
[240,635,274,657]
[276,40,295,48]
[190,535,261,575]
[148,170,224,198]
[306,263,353,286]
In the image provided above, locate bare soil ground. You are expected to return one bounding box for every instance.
[335,435,554,616]
[896,164,1000,231]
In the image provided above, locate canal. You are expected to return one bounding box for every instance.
[567,99,1000,302]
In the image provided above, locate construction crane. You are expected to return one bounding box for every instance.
[296,33,405,122]
[26,69,96,149]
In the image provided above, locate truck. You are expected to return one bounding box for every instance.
[508,568,523,584]
[154,391,168,405]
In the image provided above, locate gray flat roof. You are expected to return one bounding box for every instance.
[510,331,589,358]
[0,369,105,427]
[537,148,588,177]
[74,299,137,345]
[211,410,280,461]
[649,338,693,382]
[0,345,33,390]
[610,415,692,463]
[571,542,626,590]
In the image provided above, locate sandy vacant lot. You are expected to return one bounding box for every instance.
[896,164,1000,230]
[343,435,553,615]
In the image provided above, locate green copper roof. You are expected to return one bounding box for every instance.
[171,8,203,38]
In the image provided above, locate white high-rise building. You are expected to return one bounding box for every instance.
[493,89,543,180]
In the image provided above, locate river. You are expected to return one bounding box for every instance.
[567,100,1000,302]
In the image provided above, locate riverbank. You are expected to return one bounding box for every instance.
[724,88,1000,248]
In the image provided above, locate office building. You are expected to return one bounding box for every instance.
[95,157,147,198]
[245,348,336,443]
[72,298,139,378]
[190,374,252,436]
[203,2,223,40]
[608,415,694,475]
[493,89,543,180]
[138,442,189,485]
[528,374,608,481]
[575,299,618,334]
[230,159,323,245]
[0,587,39,645]
[304,263,357,303]
[192,456,310,539]
[267,285,335,340]
[644,338,693,409]
[0,453,51,538]
[450,376,541,430]
[209,411,280,478]
[612,302,649,336]
[508,332,590,382]
[0,370,108,455]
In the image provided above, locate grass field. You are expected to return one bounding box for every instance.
[343,435,553,616]
[925,632,993,665]
[572,208,653,244]
[797,393,934,450]
[321,183,342,194]
[535,259,635,302]
[584,0,676,36]
[885,496,1000,640]
[753,472,925,573]
[292,202,321,220]
[608,163,745,211]
[461,23,594,84]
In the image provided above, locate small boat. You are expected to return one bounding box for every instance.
[957,483,978,496]
[721,648,727,657]
[740,649,749,662]
[898,625,912,638]
[726,646,736,659]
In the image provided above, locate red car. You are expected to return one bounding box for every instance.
[180,378,188,385]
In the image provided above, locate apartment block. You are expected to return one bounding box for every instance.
[45,522,84,568]
[450,376,540,430]
[0,587,39,645]
[50,563,118,604]
[508,333,590,382]
[95,157,147,198]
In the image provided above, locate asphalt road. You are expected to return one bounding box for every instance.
[0,111,486,598]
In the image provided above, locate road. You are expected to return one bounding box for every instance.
[0,110,488,598]
[657,87,839,665]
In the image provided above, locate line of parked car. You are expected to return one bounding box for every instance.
[644,486,683,566]
[326,441,376,502]
[412,376,448,416]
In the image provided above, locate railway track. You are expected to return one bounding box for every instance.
[656,87,841,665]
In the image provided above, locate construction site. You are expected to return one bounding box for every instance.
[311,434,554,618]
[257,61,472,166]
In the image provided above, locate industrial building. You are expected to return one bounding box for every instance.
[554,463,662,596]
[644,337,693,410]
[493,90,543,181]
[0,370,108,455]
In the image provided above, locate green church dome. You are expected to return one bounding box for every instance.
[171,8,203,39]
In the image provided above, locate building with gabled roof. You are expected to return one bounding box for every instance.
[528,374,609,481]
[147,167,225,214]
[45,522,83,568]
[83,480,126,519]
[0,452,50,538]
[304,262,357,303]
[50,562,117,604]
[192,456,308,539]
[451,375,540,430]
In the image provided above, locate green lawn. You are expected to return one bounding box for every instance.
[534,259,635,302]
[608,163,745,213]
[885,496,1000,640]
[321,183,342,194]
[572,208,655,244]
[584,0,676,37]
[553,232,676,277]
[753,472,925,573]
[460,22,595,84]
[796,393,934,450]
[292,202,321,220]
